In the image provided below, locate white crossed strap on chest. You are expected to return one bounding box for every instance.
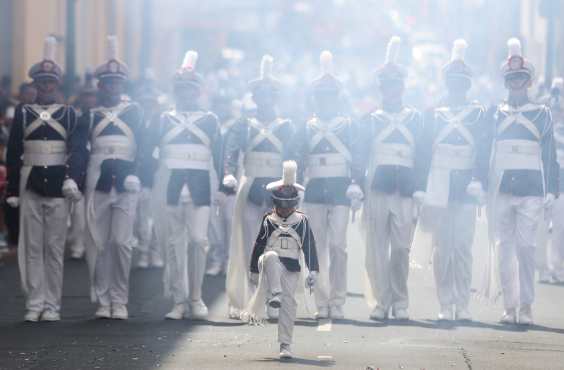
[246,118,284,154]
[373,108,415,147]
[91,102,136,143]
[497,103,543,140]
[221,118,238,136]
[24,104,67,140]
[371,108,416,168]
[266,219,303,261]
[434,106,477,148]
[308,117,352,162]
[159,111,212,170]
[161,110,210,147]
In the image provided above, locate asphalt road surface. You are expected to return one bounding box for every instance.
[1,222,564,370]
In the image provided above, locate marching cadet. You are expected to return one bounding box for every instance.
[6,37,79,321]
[295,50,359,320]
[483,38,558,325]
[246,161,319,360]
[224,55,294,320]
[354,36,426,321]
[67,72,97,260]
[423,40,487,321]
[134,71,165,269]
[546,77,564,283]
[142,50,220,320]
[206,95,241,276]
[72,36,144,320]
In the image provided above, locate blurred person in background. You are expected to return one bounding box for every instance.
[66,72,97,261]
[143,50,219,320]
[295,50,358,320]
[354,36,425,321]
[224,55,294,320]
[482,38,558,326]
[422,39,487,321]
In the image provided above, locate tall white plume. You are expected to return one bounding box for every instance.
[385,36,401,64]
[320,50,334,75]
[43,36,57,61]
[107,35,119,60]
[451,39,468,62]
[260,54,274,79]
[182,50,198,71]
[282,160,297,186]
[552,77,564,90]
[507,37,522,58]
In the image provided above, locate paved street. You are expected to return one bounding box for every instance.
[1,223,564,370]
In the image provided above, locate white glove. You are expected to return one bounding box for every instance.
[222,174,238,189]
[306,271,317,288]
[545,193,556,209]
[62,179,82,202]
[124,175,141,193]
[249,272,259,286]
[412,191,426,205]
[346,183,364,200]
[350,198,362,212]
[466,180,485,203]
[6,196,19,208]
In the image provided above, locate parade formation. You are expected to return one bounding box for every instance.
[4,33,564,361]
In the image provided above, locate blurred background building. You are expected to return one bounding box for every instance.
[0,0,563,109]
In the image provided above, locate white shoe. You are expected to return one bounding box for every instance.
[24,310,41,322]
[519,305,533,325]
[455,308,472,322]
[41,310,60,322]
[393,308,409,321]
[70,248,84,260]
[369,306,388,321]
[136,253,149,269]
[112,304,128,320]
[228,306,241,320]
[539,271,554,284]
[151,254,164,268]
[279,343,292,360]
[500,309,517,324]
[165,304,186,320]
[330,305,344,320]
[267,305,279,320]
[190,300,208,320]
[95,305,112,319]
[314,306,329,320]
[206,263,222,276]
[438,306,454,321]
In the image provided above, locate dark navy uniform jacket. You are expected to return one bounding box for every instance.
[7,103,79,198]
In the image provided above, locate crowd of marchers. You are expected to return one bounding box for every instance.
[2,33,564,358]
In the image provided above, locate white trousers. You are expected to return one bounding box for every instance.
[66,197,86,256]
[365,192,414,310]
[134,191,160,260]
[166,200,210,304]
[495,194,543,309]
[304,203,349,309]
[259,251,300,344]
[433,203,476,309]
[208,194,235,268]
[20,190,68,313]
[92,189,138,306]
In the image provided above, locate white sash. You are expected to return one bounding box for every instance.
[91,102,135,143]
[308,117,352,162]
[246,118,284,153]
[162,111,210,147]
[434,106,477,148]
[497,103,543,140]
[25,104,67,140]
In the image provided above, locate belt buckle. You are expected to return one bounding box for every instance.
[109,147,116,154]
[266,159,272,166]
[397,150,405,158]
[186,152,192,159]
[512,145,519,153]
[319,157,327,166]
